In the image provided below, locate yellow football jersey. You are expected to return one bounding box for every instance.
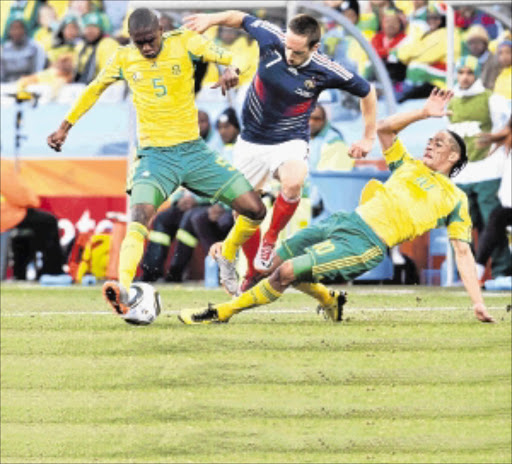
[357,138,472,248]
[66,29,233,148]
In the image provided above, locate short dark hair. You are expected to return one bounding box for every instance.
[128,8,159,34]
[447,130,468,177]
[288,14,321,48]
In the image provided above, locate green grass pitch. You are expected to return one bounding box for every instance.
[1,283,511,464]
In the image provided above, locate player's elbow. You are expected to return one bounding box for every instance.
[376,118,393,135]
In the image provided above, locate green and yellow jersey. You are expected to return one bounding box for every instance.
[356,138,472,248]
[66,29,233,148]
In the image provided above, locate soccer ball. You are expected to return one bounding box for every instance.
[123,283,162,326]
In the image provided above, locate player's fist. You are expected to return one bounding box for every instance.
[212,66,239,96]
[209,242,223,259]
[183,14,211,34]
[47,121,72,152]
[348,137,373,159]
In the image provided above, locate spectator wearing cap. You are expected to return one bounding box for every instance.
[447,55,512,279]
[216,107,241,164]
[465,25,500,91]
[47,14,82,64]
[74,11,118,83]
[493,39,511,100]
[393,2,461,102]
[0,12,46,82]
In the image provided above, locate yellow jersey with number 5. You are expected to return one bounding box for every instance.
[356,138,472,247]
[66,29,232,147]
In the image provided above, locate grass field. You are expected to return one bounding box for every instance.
[1,283,511,464]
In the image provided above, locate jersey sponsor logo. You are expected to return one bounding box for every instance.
[304,79,316,90]
[295,88,314,98]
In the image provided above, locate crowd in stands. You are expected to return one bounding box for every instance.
[1,0,511,284]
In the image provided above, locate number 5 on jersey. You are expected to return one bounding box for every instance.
[152,78,167,97]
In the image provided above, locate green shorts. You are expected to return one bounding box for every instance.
[276,211,387,282]
[127,138,252,208]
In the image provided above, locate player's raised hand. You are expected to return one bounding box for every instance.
[473,303,495,323]
[212,66,239,96]
[183,14,211,33]
[348,137,373,159]
[47,122,72,152]
[424,87,454,118]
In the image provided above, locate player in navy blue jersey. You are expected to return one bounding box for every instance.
[185,11,377,295]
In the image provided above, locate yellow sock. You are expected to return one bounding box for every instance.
[216,278,282,321]
[222,215,262,262]
[118,222,148,290]
[294,282,334,306]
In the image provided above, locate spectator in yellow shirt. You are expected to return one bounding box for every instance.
[494,40,512,99]
[74,11,118,83]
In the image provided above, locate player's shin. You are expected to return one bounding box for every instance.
[264,192,300,244]
[118,222,148,290]
[222,215,262,262]
[215,278,283,320]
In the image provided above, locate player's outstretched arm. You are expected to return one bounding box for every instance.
[348,85,377,159]
[184,10,247,34]
[451,239,495,323]
[377,88,454,152]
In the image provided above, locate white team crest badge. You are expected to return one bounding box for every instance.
[304,79,316,90]
[132,72,142,82]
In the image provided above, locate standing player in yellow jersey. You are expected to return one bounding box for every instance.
[180,88,495,325]
[47,8,266,315]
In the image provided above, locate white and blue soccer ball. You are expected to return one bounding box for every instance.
[123,282,161,326]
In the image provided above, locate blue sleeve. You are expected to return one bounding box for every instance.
[242,14,284,51]
[322,59,371,97]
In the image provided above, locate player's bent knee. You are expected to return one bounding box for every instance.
[232,192,266,221]
[131,204,156,227]
[275,261,296,287]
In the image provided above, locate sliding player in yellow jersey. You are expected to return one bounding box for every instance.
[180,89,495,325]
[47,8,266,315]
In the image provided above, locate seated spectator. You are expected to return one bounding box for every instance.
[74,11,118,83]
[198,109,222,152]
[455,6,499,41]
[0,12,46,83]
[16,53,75,100]
[465,25,501,91]
[33,4,58,52]
[216,107,241,163]
[0,159,64,280]
[406,0,429,41]
[394,2,461,102]
[369,8,406,83]
[47,14,82,64]
[68,0,112,33]
[475,120,512,281]
[494,39,512,100]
